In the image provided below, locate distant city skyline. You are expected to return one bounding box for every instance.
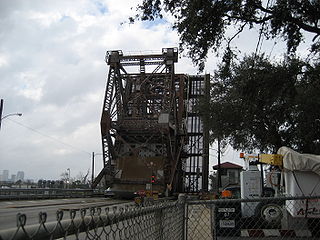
[0,169,32,182]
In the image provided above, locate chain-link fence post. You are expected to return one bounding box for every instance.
[212,203,217,240]
[178,194,187,240]
[155,206,163,239]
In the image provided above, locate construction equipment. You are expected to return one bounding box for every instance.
[238,146,320,229]
[92,48,210,198]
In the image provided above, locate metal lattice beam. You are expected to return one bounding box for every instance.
[94,48,209,195]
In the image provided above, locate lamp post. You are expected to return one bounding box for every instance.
[0,99,22,130]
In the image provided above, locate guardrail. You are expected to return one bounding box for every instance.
[0,188,95,200]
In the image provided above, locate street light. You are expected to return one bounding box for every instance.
[0,99,22,130]
[0,113,23,130]
[1,113,23,120]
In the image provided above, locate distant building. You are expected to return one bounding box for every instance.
[211,162,243,191]
[17,171,25,181]
[2,170,9,182]
[11,174,16,183]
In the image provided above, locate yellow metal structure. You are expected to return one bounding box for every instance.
[259,154,283,166]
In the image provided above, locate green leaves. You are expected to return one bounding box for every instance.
[134,0,320,153]
[204,54,320,154]
[135,0,320,70]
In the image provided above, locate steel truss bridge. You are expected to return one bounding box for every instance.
[93,48,209,194]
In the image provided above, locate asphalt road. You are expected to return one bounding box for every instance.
[0,197,132,231]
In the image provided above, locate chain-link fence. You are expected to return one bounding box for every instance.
[1,195,320,240]
[0,199,184,240]
[186,195,320,240]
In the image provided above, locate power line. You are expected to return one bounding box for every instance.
[254,0,272,57]
[6,118,91,156]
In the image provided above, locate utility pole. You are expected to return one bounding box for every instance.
[0,99,3,130]
[217,137,222,191]
[92,152,95,189]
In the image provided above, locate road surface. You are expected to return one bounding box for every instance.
[0,197,131,231]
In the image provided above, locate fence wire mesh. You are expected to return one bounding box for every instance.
[1,195,320,240]
[186,195,320,240]
[0,199,184,240]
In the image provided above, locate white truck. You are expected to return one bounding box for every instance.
[240,147,320,226]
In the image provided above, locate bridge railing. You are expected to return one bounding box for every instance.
[0,188,95,200]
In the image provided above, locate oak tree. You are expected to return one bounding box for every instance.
[201,54,320,153]
[134,0,320,70]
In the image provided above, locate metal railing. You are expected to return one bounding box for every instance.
[0,188,94,200]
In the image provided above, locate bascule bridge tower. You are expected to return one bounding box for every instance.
[93,48,209,195]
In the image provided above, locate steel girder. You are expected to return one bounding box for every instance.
[93,48,209,194]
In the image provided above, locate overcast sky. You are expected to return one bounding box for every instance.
[0,0,195,181]
[0,0,313,181]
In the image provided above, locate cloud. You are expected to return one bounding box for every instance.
[0,0,199,181]
[15,71,44,101]
[4,0,309,181]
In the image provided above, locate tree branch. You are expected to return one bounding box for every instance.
[230,14,273,24]
[227,23,247,48]
[257,3,320,36]
[289,17,320,36]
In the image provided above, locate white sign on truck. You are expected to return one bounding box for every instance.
[278,147,320,218]
[240,166,262,217]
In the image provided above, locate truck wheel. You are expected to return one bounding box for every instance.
[255,202,283,228]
